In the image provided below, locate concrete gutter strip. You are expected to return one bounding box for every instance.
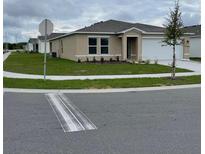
[3,84,201,94]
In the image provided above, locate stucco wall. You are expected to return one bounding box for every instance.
[190,37,201,57]
[50,39,60,56]
[75,34,122,61]
[50,35,77,60]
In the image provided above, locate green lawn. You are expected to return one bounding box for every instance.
[3,52,191,75]
[3,76,200,89]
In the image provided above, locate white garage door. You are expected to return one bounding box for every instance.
[142,38,183,60]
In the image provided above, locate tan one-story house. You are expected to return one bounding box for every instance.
[49,19,193,62]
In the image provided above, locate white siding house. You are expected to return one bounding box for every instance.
[26,38,38,52]
[38,36,50,53]
[37,33,65,54]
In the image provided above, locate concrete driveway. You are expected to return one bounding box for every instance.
[158,60,201,73]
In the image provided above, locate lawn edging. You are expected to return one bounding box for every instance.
[3,75,201,89]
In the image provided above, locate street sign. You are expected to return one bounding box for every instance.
[39,19,53,36]
[39,19,53,80]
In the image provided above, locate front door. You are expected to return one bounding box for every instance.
[127,38,132,59]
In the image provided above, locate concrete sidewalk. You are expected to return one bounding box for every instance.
[3,71,200,80]
[3,52,11,62]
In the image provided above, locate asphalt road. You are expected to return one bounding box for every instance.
[4,88,200,154]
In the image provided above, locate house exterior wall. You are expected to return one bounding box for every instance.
[50,39,60,56]
[38,40,50,53]
[75,34,122,61]
[50,34,77,61]
[50,31,189,61]
[189,37,201,57]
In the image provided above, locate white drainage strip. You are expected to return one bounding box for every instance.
[45,93,97,132]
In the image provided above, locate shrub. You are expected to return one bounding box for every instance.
[86,57,89,62]
[77,58,81,63]
[110,58,113,62]
[100,57,104,63]
[138,59,143,64]
[116,56,119,62]
[154,59,158,64]
[93,56,96,63]
[145,59,150,64]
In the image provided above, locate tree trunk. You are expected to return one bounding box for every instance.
[172,45,176,80]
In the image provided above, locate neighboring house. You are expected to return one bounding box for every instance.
[38,33,65,54]
[182,25,201,58]
[26,38,38,52]
[38,36,50,53]
[49,19,193,62]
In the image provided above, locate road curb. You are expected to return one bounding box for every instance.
[3,84,201,94]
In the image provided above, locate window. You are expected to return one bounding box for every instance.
[100,38,109,54]
[89,38,97,54]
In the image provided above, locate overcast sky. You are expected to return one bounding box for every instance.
[3,0,201,43]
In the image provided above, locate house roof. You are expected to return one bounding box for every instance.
[182,25,201,37]
[28,38,38,43]
[76,20,165,33]
[49,19,166,41]
[38,33,66,40]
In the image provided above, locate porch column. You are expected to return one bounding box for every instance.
[122,35,127,60]
[183,37,190,59]
[137,35,142,61]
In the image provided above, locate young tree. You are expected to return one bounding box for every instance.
[163,0,183,80]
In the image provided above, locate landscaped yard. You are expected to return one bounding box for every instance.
[4,52,191,75]
[3,75,200,89]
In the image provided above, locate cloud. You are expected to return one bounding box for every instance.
[3,0,201,42]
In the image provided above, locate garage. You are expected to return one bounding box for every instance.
[142,38,183,60]
[190,37,201,57]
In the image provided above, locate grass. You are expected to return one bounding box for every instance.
[3,76,200,89]
[190,57,201,62]
[3,52,191,75]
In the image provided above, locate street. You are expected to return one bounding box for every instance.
[4,88,200,154]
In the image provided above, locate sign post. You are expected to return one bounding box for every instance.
[39,19,53,80]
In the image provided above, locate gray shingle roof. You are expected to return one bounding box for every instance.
[38,33,66,40]
[28,38,38,43]
[182,25,201,36]
[75,19,165,33]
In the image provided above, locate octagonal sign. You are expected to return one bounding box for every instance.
[39,19,53,36]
